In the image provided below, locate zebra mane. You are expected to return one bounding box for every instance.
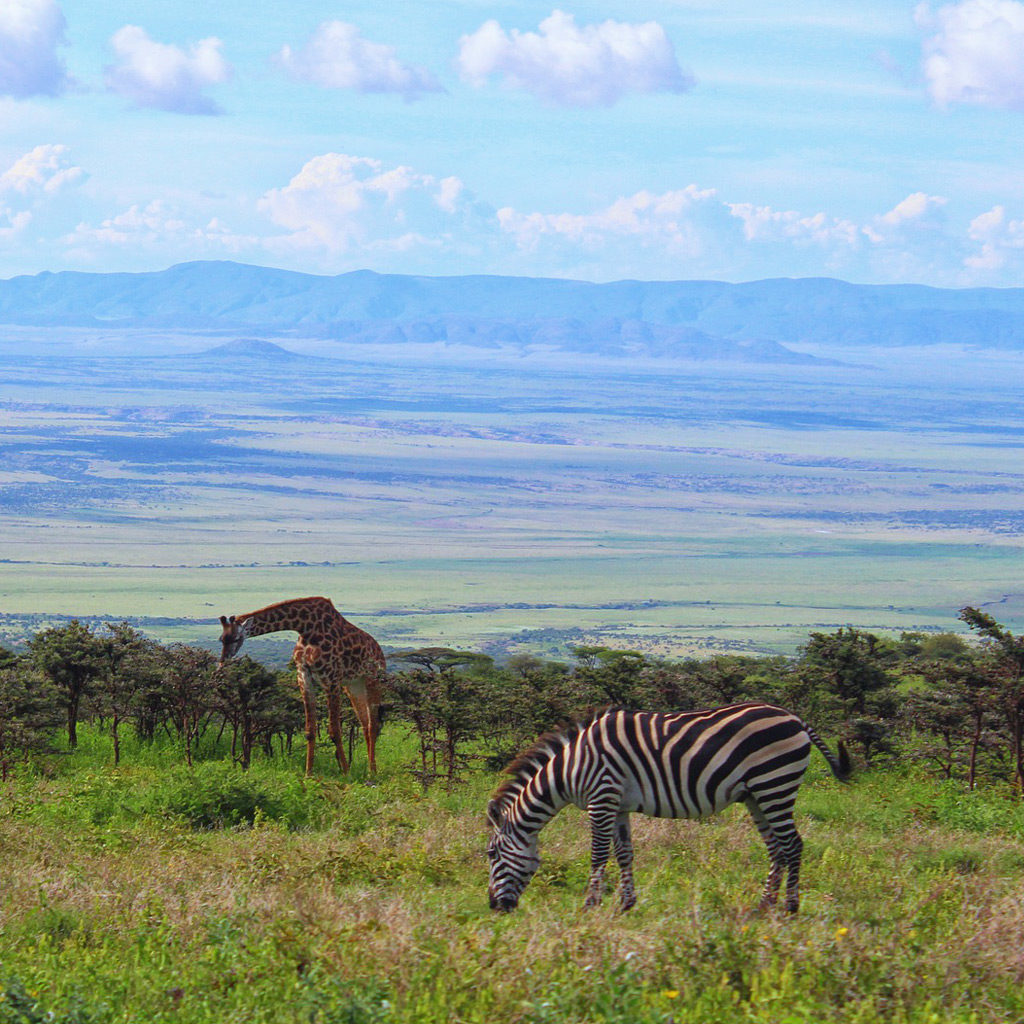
[487,712,603,827]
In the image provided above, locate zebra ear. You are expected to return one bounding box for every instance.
[486,799,503,829]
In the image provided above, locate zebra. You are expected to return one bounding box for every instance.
[486,702,850,915]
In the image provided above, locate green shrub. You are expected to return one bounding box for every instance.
[150,761,324,830]
[915,781,1024,836]
[0,977,109,1024]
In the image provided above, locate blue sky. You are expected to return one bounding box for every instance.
[1,0,1023,285]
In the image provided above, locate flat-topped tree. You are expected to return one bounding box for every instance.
[218,596,386,775]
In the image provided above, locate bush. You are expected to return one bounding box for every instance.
[151,762,326,830]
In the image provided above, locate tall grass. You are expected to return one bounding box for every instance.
[1,727,1022,1022]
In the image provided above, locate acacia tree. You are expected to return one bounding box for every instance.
[0,664,61,777]
[97,622,165,765]
[959,607,1024,793]
[27,620,108,749]
[387,648,492,789]
[211,656,295,769]
[906,657,999,788]
[159,644,217,766]
[571,646,652,706]
[798,627,899,763]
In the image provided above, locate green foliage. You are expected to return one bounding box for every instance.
[0,666,61,769]
[27,620,109,749]
[11,613,1024,792]
[0,977,109,1024]
[149,761,326,830]
[913,781,1024,836]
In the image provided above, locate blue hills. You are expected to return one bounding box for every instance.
[2,261,1023,360]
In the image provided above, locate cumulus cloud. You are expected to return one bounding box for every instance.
[457,9,694,107]
[965,204,1024,269]
[728,204,861,249]
[0,0,69,98]
[916,0,1024,109]
[0,143,84,238]
[258,153,474,255]
[492,185,1008,283]
[65,200,257,258]
[275,21,441,101]
[104,25,231,114]
[498,186,720,257]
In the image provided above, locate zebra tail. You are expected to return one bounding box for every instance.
[805,723,853,783]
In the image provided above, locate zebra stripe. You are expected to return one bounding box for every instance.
[486,702,850,914]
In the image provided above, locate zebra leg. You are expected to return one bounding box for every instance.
[584,804,616,908]
[613,813,636,912]
[779,827,804,914]
[744,797,785,910]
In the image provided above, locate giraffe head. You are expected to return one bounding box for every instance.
[218,615,248,664]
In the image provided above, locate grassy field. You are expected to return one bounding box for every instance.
[1,728,1023,1023]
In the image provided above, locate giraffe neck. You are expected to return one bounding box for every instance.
[239,596,340,640]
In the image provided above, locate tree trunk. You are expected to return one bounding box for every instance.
[67,685,82,749]
[241,713,253,771]
[968,711,982,791]
[1015,700,1024,797]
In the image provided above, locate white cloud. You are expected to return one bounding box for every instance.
[728,204,861,248]
[258,153,475,255]
[104,25,232,114]
[0,143,84,238]
[916,0,1024,109]
[275,21,441,101]
[0,0,68,98]
[494,186,1002,283]
[965,204,1024,269]
[457,9,694,107]
[876,191,948,227]
[66,200,256,250]
[498,186,719,257]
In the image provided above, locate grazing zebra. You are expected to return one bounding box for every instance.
[486,703,850,914]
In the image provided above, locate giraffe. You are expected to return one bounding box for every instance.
[218,596,386,776]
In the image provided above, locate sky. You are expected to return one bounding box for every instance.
[1,0,1023,286]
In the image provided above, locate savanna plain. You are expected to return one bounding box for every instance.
[1,335,1022,657]
[3,333,1024,1022]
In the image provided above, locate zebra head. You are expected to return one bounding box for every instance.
[486,802,540,912]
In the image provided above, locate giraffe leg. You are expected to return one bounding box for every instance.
[298,666,318,777]
[325,687,350,773]
[362,699,380,775]
[344,680,380,776]
[345,695,377,776]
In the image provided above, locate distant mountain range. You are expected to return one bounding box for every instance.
[3,261,1023,361]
